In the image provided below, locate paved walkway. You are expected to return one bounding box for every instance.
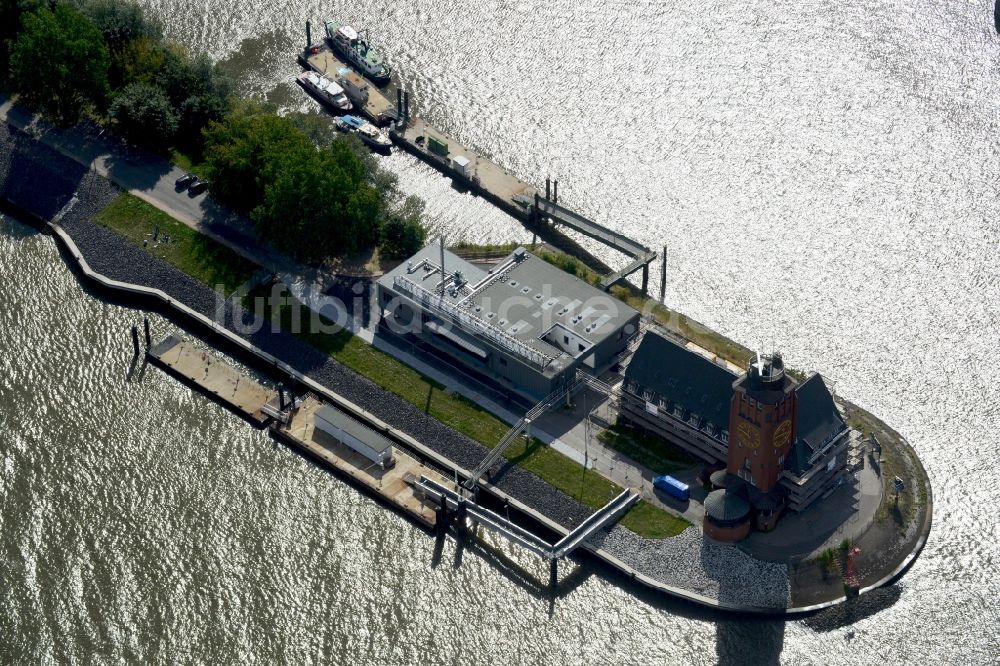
[0,95,709,527]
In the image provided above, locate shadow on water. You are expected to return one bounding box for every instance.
[801,585,902,632]
[995,0,1000,34]
[716,619,785,666]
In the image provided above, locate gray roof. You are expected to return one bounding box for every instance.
[379,245,639,371]
[624,330,738,433]
[315,404,393,454]
[788,373,846,474]
[704,489,750,522]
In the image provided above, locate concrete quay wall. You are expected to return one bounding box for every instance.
[1,118,932,615]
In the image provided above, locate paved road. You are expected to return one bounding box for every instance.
[0,95,700,525]
[0,95,296,279]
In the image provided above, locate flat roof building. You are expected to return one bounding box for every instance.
[376,244,640,401]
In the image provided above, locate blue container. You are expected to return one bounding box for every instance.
[653,475,690,501]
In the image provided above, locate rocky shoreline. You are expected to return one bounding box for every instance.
[1,118,932,614]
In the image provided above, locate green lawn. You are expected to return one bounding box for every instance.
[94,192,689,539]
[598,423,696,475]
[94,193,258,294]
[248,283,689,538]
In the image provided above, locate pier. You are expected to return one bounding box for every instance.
[147,334,277,427]
[295,26,659,295]
[298,44,396,125]
[273,395,449,528]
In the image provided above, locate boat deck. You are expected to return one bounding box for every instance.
[147,335,276,426]
[300,45,394,123]
[275,395,447,527]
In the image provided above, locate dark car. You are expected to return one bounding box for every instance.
[188,179,209,196]
[174,172,197,190]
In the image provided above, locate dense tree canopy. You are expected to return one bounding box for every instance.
[109,82,178,151]
[380,196,427,260]
[204,107,415,262]
[9,5,110,124]
[78,0,163,89]
[156,49,231,154]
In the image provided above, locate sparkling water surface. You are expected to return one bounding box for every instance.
[2,0,1000,661]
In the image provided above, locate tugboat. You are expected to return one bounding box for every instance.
[324,20,392,86]
[296,70,353,112]
[334,115,392,152]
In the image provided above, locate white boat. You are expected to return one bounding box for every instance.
[334,115,392,151]
[296,70,352,112]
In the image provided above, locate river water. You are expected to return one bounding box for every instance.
[3,0,1000,662]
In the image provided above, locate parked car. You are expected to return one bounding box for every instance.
[653,474,690,501]
[188,179,209,196]
[174,173,197,190]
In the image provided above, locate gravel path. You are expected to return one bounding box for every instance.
[2,120,792,609]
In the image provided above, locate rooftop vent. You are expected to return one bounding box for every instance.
[513,248,527,261]
[521,286,531,294]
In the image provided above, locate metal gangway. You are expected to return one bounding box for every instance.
[551,489,639,559]
[531,196,658,291]
[416,477,639,562]
[535,198,650,258]
[461,371,612,491]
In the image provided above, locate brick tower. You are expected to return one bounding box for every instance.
[726,352,796,529]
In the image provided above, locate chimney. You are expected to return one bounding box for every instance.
[439,235,446,289]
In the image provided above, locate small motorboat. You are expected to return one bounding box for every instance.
[334,115,392,151]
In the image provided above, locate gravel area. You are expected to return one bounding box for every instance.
[0,122,594,531]
[3,121,792,609]
[592,525,791,608]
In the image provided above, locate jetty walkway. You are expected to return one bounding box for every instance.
[297,38,658,293]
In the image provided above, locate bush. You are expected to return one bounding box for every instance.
[109,82,178,151]
[380,196,427,260]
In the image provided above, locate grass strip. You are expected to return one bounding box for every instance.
[94,193,258,294]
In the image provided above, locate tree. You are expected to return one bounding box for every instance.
[78,0,163,89]
[204,106,426,263]
[380,196,427,259]
[157,48,231,155]
[9,5,110,124]
[109,82,178,151]
[79,0,162,51]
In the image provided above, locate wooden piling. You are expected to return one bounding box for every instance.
[143,317,151,349]
[306,20,312,48]
[131,325,139,355]
[553,180,558,204]
[641,263,649,295]
[659,245,667,302]
[545,177,551,200]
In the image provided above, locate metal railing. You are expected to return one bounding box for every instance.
[394,275,552,369]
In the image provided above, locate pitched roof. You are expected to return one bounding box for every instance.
[624,331,737,432]
[788,373,846,473]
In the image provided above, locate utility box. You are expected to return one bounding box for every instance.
[452,155,470,176]
[428,136,448,157]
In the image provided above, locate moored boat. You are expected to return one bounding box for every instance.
[296,70,353,112]
[334,115,392,151]
[324,20,392,86]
